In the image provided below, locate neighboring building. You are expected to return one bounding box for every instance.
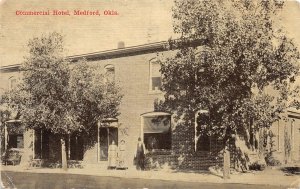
[270,108,300,164]
[0,42,222,170]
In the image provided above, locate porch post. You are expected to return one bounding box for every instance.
[41,130,43,159]
[223,145,230,179]
[140,116,144,141]
[277,120,280,151]
[291,120,294,159]
[4,122,8,151]
[284,121,288,164]
[32,129,35,159]
[194,112,198,152]
[107,128,110,145]
[97,121,100,162]
[68,134,71,160]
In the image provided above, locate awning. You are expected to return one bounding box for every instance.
[287,107,300,114]
[99,118,118,128]
[6,119,22,123]
[141,111,171,117]
[142,113,171,133]
[286,107,300,119]
[101,118,118,122]
[5,120,24,134]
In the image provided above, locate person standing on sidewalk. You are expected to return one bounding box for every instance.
[135,137,146,170]
[108,140,117,169]
[117,140,126,169]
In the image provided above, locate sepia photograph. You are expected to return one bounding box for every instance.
[0,0,300,188]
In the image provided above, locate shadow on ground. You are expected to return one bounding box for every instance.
[280,166,300,176]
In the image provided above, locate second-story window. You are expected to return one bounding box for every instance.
[104,64,115,83]
[150,61,161,91]
[9,78,17,90]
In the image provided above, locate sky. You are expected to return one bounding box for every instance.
[0,0,299,67]
[0,0,174,67]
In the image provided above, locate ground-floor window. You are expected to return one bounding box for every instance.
[142,112,171,151]
[8,134,24,149]
[6,121,24,149]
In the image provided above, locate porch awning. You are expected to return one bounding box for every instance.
[141,111,171,117]
[99,118,118,127]
[142,112,171,134]
[287,107,300,119]
[101,118,118,122]
[6,119,22,123]
[5,120,24,134]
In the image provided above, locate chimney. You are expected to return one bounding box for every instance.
[117,41,125,49]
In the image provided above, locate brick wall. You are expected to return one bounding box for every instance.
[144,120,225,171]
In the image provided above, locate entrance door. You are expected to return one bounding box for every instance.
[99,127,118,161]
[69,134,84,160]
[34,129,50,159]
[99,128,108,161]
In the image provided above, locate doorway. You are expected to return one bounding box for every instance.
[99,127,118,161]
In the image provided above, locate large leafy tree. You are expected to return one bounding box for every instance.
[5,32,122,169]
[158,0,299,172]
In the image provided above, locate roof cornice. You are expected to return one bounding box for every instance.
[68,41,167,62]
[1,41,168,73]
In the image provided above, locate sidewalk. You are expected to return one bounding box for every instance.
[1,165,299,187]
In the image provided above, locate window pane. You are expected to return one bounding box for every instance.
[108,127,118,146]
[150,62,162,91]
[144,116,170,133]
[105,65,115,82]
[197,134,210,151]
[151,77,161,90]
[8,135,17,148]
[16,135,24,148]
[151,62,160,77]
[10,79,16,90]
[144,132,171,150]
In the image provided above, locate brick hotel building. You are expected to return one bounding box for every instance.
[1,41,299,170]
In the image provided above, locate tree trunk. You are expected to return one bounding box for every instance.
[61,137,67,171]
[223,146,230,179]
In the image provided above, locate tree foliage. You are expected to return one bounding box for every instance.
[4,32,122,135]
[158,0,299,142]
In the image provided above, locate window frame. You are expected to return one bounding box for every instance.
[195,110,211,152]
[141,112,172,151]
[104,64,115,83]
[9,77,17,91]
[149,59,162,93]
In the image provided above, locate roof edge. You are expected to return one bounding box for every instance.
[0,41,168,72]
